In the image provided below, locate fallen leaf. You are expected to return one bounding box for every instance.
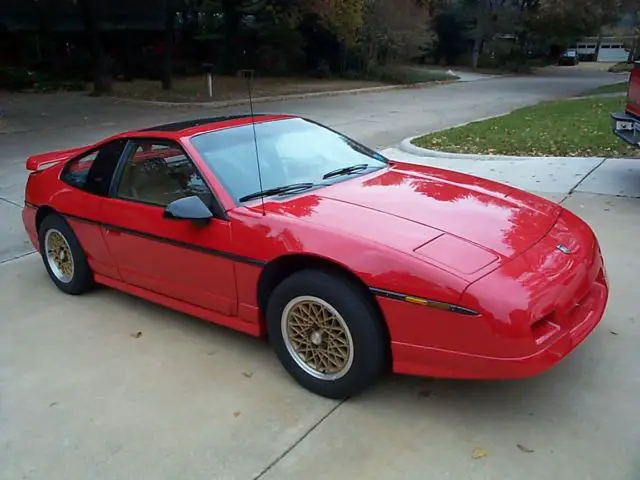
[233,411,241,418]
[242,371,253,378]
[130,331,142,338]
[49,402,58,407]
[471,447,487,459]
[517,444,534,453]
[609,330,618,336]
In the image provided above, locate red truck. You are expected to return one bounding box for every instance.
[611,62,640,147]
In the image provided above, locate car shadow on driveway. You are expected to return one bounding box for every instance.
[2,251,636,480]
[370,332,605,415]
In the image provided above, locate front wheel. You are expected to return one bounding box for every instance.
[266,269,388,399]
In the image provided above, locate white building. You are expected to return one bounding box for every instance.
[575,36,633,62]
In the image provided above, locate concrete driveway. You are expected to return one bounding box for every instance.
[2,68,639,480]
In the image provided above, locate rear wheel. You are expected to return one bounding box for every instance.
[38,213,94,295]
[266,269,387,399]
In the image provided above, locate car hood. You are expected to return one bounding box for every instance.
[326,162,561,255]
[287,161,558,248]
[262,162,562,277]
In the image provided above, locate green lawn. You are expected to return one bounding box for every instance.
[412,96,638,157]
[579,82,628,97]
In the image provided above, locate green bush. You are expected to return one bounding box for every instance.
[0,66,34,90]
[503,61,534,73]
[32,79,86,93]
[608,62,634,73]
[477,54,540,73]
[314,60,332,79]
[343,66,456,84]
[0,67,86,93]
[526,57,552,68]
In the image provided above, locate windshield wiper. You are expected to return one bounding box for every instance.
[322,163,370,180]
[238,183,315,202]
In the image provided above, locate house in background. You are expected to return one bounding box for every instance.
[575,9,638,62]
[575,36,635,62]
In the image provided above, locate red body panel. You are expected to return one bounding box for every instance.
[627,64,640,118]
[99,198,238,316]
[22,115,609,381]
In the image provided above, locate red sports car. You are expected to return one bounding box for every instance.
[22,114,609,399]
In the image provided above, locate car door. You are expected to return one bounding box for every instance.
[99,138,238,316]
[56,139,129,281]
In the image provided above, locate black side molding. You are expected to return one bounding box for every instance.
[370,287,479,316]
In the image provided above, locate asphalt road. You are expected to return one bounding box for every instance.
[2,67,639,480]
[0,66,624,264]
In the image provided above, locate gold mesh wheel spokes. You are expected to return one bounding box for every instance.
[44,229,75,284]
[281,296,354,381]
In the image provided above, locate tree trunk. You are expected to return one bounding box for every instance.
[222,0,241,74]
[77,0,111,95]
[471,0,491,70]
[123,30,135,81]
[38,0,62,81]
[471,37,482,69]
[162,1,175,90]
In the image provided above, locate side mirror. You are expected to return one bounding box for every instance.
[163,195,213,223]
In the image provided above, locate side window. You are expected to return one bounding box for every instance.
[61,140,127,196]
[61,151,99,190]
[115,140,214,208]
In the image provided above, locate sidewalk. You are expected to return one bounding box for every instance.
[381,145,640,199]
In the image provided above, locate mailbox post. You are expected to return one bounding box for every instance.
[202,62,214,98]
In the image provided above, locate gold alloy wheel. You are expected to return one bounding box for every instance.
[44,229,75,284]
[281,295,355,381]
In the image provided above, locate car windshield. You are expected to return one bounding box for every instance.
[189,117,388,203]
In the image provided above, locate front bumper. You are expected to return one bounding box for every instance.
[611,111,640,148]
[383,208,609,380]
[389,273,607,380]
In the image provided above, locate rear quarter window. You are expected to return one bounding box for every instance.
[61,139,128,196]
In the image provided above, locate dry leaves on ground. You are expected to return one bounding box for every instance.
[517,444,535,453]
[471,447,488,459]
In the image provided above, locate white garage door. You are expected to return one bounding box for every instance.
[598,45,629,62]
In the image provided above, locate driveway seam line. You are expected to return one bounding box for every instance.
[568,157,608,195]
[0,196,22,208]
[252,399,346,480]
[0,250,36,265]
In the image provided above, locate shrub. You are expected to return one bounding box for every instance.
[343,65,457,84]
[608,62,635,73]
[0,66,34,90]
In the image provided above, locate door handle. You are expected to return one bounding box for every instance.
[104,227,121,236]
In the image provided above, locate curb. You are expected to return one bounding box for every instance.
[570,91,627,100]
[112,78,460,108]
[398,136,605,163]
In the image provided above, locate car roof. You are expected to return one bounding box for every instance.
[131,113,298,139]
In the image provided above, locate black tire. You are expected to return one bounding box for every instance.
[266,269,388,399]
[38,213,94,295]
